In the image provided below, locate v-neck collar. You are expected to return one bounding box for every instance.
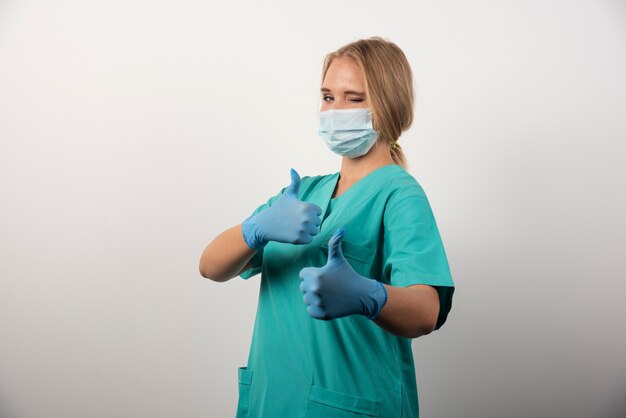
[313,164,403,232]
[331,163,402,201]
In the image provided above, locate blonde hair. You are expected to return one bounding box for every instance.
[321,37,415,169]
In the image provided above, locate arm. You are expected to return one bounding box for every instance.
[374,284,439,339]
[199,224,257,282]
[374,194,452,337]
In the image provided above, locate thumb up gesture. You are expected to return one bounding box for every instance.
[242,169,322,250]
[299,228,388,320]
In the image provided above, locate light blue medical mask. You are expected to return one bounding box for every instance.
[318,108,378,158]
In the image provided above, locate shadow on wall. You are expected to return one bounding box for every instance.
[605,377,626,418]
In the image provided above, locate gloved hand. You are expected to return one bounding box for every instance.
[299,228,388,320]
[242,168,322,250]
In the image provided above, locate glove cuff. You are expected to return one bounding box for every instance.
[366,281,388,320]
[241,215,266,251]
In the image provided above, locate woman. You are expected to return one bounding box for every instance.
[200,37,455,418]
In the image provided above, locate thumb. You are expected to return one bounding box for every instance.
[284,168,301,199]
[327,228,345,264]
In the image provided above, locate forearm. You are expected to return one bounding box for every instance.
[374,284,440,339]
[199,224,257,282]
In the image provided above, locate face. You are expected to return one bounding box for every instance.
[320,57,369,111]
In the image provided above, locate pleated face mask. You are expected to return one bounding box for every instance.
[318,108,379,158]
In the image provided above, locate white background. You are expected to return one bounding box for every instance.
[1,1,625,417]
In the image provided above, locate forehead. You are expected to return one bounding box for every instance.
[322,57,365,90]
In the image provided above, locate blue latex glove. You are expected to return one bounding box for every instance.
[242,168,322,250]
[299,228,388,320]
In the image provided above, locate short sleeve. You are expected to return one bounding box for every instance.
[238,186,287,280]
[383,194,455,330]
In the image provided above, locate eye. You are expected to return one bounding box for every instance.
[322,95,334,102]
[350,98,364,103]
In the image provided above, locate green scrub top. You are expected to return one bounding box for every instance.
[237,164,454,418]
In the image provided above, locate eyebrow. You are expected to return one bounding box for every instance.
[320,87,366,95]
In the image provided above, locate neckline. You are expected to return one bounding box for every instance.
[330,164,401,201]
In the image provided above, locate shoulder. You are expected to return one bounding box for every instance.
[383,166,428,206]
[299,172,337,195]
[381,167,436,224]
[301,172,336,185]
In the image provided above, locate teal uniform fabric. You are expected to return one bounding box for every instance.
[237,164,454,417]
